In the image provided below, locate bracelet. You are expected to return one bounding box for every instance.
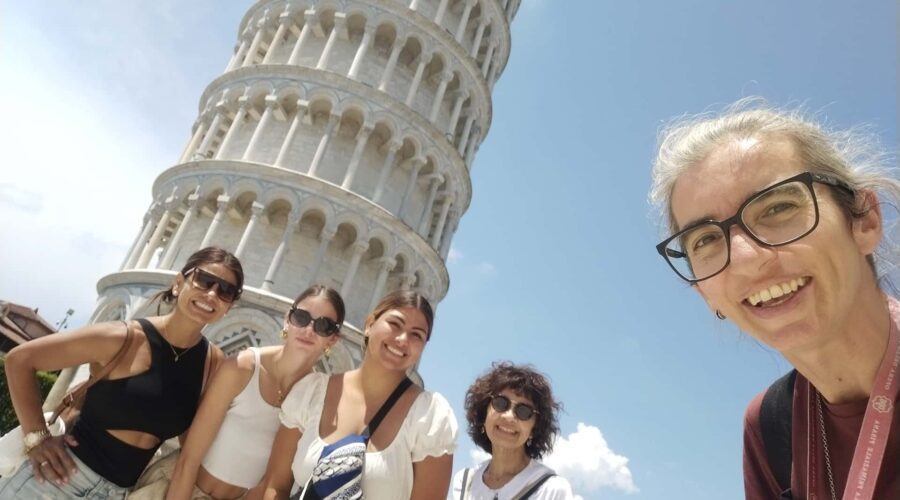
[23,429,51,454]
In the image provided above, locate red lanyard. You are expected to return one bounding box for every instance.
[807,299,900,500]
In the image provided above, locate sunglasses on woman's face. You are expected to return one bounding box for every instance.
[288,307,341,337]
[184,268,241,302]
[490,394,537,421]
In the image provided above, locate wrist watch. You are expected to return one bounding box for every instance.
[23,429,50,454]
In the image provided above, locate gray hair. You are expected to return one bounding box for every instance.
[649,97,899,287]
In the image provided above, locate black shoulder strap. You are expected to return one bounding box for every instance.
[514,472,555,500]
[760,369,797,498]
[363,377,413,438]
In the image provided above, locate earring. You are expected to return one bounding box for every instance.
[526,437,533,447]
[715,310,726,320]
[324,346,331,358]
[280,328,288,339]
[480,425,486,434]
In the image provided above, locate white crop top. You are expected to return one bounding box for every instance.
[201,347,282,488]
[280,372,458,499]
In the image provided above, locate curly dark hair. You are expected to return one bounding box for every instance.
[465,362,561,459]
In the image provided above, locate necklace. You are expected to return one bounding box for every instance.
[161,322,198,362]
[815,391,838,500]
[273,354,287,403]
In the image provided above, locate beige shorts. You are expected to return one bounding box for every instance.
[128,450,245,500]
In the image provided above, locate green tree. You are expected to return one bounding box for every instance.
[0,357,58,435]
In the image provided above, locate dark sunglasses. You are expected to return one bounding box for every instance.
[490,394,537,421]
[184,268,241,302]
[288,307,341,337]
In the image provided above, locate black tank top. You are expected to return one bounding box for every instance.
[70,318,208,487]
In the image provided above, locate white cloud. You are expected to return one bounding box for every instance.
[477,261,497,275]
[465,423,637,498]
[544,423,638,495]
[448,246,464,263]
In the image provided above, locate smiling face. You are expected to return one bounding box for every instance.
[283,294,341,355]
[365,306,429,371]
[172,263,237,326]
[483,388,537,455]
[670,136,881,354]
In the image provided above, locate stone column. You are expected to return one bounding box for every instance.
[316,13,346,70]
[398,157,425,217]
[275,99,309,167]
[216,97,249,160]
[446,90,468,136]
[372,139,403,203]
[417,174,443,234]
[470,20,488,58]
[399,272,416,290]
[368,257,397,312]
[194,107,225,160]
[307,224,336,286]
[261,13,291,64]
[347,25,375,79]
[307,113,339,176]
[404,50,431,106]
[178,119,208,163]
[457,115,475,154]
[429,70,454,122]
[234,201,265,260]
[340,240,369,298]
[122,204,159,270]
[243,19,268,67]
[464,127,481,165]
[136,201,174,269]
[409,0,422,10]
[341,124,373,189]
[455,0,477,42]
[378,35,406,92]
[243,95,280,161]
[434,0,450,25]
[160,193,201,269]
[287,11,318,65]
[481,38,497,77]
[439,213,459,259]
[430,196,453,246]
[226,37,250,71]
[200,195,230,249]
[262,211,300,291]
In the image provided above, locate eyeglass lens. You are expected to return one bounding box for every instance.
[491,395,536,421]
[288,308,340,337]
[663,179,817,281]
[190,268,240,302]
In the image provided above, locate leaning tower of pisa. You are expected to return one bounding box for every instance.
[90,0,520,373]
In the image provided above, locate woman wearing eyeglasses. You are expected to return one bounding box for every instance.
[0,247,243,499]
[252,290,458,500]
[126,285,345,500]
[450,362,573,500]
[650,98,900,499]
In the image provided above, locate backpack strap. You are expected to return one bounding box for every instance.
[512,472,555,500]
[459,467,473,500]
[362,377,413,438]
[760,369,797,498]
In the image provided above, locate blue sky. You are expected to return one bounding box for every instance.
[1,1,896,498]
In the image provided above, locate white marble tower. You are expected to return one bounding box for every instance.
[90,0,520,372]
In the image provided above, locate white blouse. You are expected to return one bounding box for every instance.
[448,459,575,500]
[280,372,458,499]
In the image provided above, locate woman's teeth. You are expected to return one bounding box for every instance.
[193,300,214,312]
[747,277,808,306]
[386,345,405,357]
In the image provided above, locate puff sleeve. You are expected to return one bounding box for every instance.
[408,390,459,462]
[279,371,327,432]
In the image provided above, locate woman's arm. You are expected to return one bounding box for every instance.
[4,321,130,484]
[247,424,301,500]
[410,454,454,500]
[166,352,254,500]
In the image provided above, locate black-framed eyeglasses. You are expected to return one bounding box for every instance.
[184,268,242,302]
[490,394,537,421]
[656,171,853,283]
[288,307,341,337]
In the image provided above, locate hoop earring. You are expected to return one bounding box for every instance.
[280,328,288,339]
[715,310,726,320]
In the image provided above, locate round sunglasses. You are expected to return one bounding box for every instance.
[490,394,537,421]
[287,307,341,337]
